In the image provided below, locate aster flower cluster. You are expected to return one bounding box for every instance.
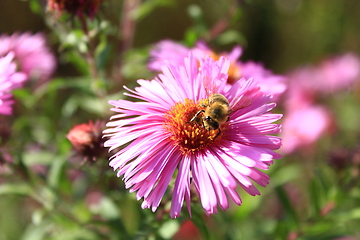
[104,49,283,217]
[281,53,360,154]
[148,40,286,100]
[0,53,27,115]
[0,33,56,115]
[0,33,56,82]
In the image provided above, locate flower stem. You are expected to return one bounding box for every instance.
[79,15,106,98]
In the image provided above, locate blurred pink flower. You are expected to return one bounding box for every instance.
[318,53,360,92]
[148,40,286,99]
[0,32,56,82]
[281,105,332,154]
[284,80,315,111]
[104,54,282,218]
[287,53,360,95]
[280,53,359,154]
[0,53,27,115]
[239,61,287,98]
[148,40,193,71]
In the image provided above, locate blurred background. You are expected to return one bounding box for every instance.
[0,0,360,239]
[2,0,360,74]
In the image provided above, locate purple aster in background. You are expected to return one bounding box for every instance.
[104,54,282,218]
[286,53,360,95]
[281,105,332,154]
[279,53,360,154]
[0,32,56,83]
[148,39,286,100]
[0,53,27,115]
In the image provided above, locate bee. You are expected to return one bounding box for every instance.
[190,93,231,139]
[190,75,252,139]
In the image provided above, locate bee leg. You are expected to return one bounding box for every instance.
[190,110,205,122]
[213,128,221,140]
[226,117,230,122]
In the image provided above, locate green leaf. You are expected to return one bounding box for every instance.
[61,95,80,118]
[77,95,110,116]
[23,151,58,166]
[31,209,46,226]
[269,163,302,187]
[61,51,90,75]
[47,157,67,190]
[13,88,36,109]
[0,183,32,196]
[216,30,246,45]
[232,191,262,220]
[121,48,152,80]
[28,0,42,15]
[21,222,49,240]
[275,185,299,229]
[133,0,174,21]
[337,207,360,221]
[190,206,210,240]
[98,197,120,220]
[309,178,322,216]
[158,220,179,239]
[184,29,199,46]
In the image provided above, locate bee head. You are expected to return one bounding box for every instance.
[204,116,219,130]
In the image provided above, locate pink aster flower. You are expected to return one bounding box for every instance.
[317,53,360,92]
[286,53,360,95]
[147,40,194,71]
[279,53,357,154]
[281,105,332,154]
[148,40,286,99]
[0,32,56,82]
[0,52,27,115]
[239,60,287,99]
[104,54,282,218]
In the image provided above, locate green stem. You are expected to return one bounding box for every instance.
[79,15,106,98]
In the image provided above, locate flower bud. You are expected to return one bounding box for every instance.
[67,120,106,162]
[47,0,103,19]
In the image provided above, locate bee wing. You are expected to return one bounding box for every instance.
[203,76,221,97]
[229,95,252,112]
[201,56,229,97]
[203,76,214,97]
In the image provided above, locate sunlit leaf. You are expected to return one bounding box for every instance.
[47,157,67,190]
[21,222,49,240]
[158,220,179,239]
[0,183,32,196]
[23,151,57,166]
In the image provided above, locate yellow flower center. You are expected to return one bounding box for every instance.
[164,99,226,155]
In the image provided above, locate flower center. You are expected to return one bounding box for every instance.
[164,99,225,155]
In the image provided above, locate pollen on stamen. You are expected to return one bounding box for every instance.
[164,98,222,155]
